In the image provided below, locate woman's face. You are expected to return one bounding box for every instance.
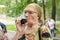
[24,6,38,22]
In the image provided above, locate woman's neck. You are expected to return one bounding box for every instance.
[33,20,40,25]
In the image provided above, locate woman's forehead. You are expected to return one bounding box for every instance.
[24,4,39,13]
[24,6,35,11]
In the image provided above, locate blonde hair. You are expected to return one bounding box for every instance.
[25,3,44,24]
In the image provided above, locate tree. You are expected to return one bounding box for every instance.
[52,0,56,21]
[52,0,56,36]
[27,0,32,4]
[42,0,46,20]
[6,0,27,17]
[34,0,37,3]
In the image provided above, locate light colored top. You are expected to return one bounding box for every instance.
[48,19,55,29]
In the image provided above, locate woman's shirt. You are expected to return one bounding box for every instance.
[24,25,40,40]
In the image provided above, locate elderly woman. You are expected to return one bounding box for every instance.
[12,3,52,40]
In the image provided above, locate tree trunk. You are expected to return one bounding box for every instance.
[52,0,56,21]
[52,0,56,37]
[42,0,46,20]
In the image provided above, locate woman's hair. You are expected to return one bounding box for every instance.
[24,3,44,24]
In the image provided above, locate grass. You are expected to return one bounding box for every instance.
[6,24,15,31]
[56,21,60,28]
[54,21,60,33]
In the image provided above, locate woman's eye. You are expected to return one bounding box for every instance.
[24,11,35,14]
[29,11,33,14]
[24,11,27,13]
[24,11,32,14]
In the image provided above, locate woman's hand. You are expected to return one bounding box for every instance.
[15,18,27,34]
[15,18,23,32]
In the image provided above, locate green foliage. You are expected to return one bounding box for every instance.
[0,0,2,4]
[6,0,27,17]
[56,0,60,6]
[6,0,35,17]
[46,0,52,8]
[15,0,27,17]
[56,0,60,20]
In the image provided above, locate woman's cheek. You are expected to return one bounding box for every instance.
[31,15,37,20]
[30,15,34,19]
